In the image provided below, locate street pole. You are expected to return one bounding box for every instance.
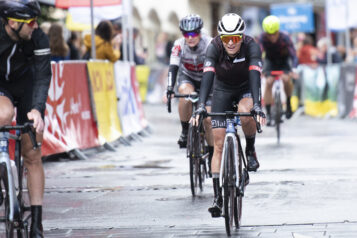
[90,0,96,59]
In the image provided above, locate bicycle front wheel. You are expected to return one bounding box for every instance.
[274,91,282,144]
[223,137,236,236]
[187,125,199,196]
[2,165,15,238]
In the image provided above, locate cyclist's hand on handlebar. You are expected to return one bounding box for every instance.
[251,104,266,127]
[27,109,44,134]
[166,86,174,98]
[190,103,207,126]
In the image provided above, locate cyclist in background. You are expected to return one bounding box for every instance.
[166,14,214,175]
[192,13,266,217]
[0,0,51,237]
[258,15,298,126]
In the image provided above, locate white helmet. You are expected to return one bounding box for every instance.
[217,13,246,35]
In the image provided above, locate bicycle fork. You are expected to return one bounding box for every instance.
[0,133,20,223]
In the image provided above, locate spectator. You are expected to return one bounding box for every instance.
[67,31,81,60]
[155,32,168,64]
[316,37,343,64]
[40,21,51,35]
[346,36,357,63]
[112,20,146,64]
[83,20,120,62]
[297,34,318,65]
[48,23,70,62]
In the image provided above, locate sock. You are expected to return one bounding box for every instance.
[265,104,271,116]
[245,135,255,152]
[181,121,189,134]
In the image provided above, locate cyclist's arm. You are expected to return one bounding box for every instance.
[286,35,298,68]
[199,43,218,106]
[248,41,263,107]
[167,39,183,89]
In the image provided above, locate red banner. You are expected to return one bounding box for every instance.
[42,62,100,156]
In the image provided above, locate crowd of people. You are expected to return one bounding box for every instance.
[40,19,147,64]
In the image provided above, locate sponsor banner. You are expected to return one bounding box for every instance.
[114,62,142,136]
[43,62,100,156]
[271,3,314,33]
[87,61,122,143]
[135,65,151,102]
[302,65,340,117]
[130,66,148,128]
[349,66,357,118]
[338,64,356,118]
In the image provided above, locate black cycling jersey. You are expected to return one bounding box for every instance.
[0,22,51,114]
[199,35,263,107]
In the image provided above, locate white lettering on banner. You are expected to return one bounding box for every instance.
[81,111,91,120]
[70,95,81,114]
[279,15,308,24]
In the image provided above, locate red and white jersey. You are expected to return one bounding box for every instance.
[169,34,212,81]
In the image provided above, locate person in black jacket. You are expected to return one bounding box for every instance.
[0,1,52,237]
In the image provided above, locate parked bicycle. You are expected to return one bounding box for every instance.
[167,93,209,196]
[0,123,38,237]
[206,110,262,236]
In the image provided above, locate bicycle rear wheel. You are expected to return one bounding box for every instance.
[187,125,199,196]
[198,130,206,191]
[223,137,236,236]
[274,91,282,144]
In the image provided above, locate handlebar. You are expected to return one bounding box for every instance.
[0,123,39,150]
[167,92,199,113]
[206,111,262,133]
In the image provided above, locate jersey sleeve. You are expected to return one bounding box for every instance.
[31,29,52,113]
[248,41,263,106]
[199,43,218,105]
[169,39,183,66]
[286,35,298,68]
[248,41,263,73]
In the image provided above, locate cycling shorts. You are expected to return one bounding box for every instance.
[177,72,212,106]
[0,72,44,124]
[211,84,251,129]
[262,58,292,74]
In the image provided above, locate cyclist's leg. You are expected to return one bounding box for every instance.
[204,98,214,176]
[208,88,233,217]
[281,72,294,119]
[238,94,260,172]
[17,83,44,237]
[0,90,15,208]
[177,74,195,148]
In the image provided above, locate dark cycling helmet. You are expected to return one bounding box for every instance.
[179,14,203,32]
[217,13,246,35]
[0,0,41,20]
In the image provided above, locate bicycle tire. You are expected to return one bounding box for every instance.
[234,139,243,229]
[187,125,198,196]
[274,91,282,144]
[2,164,15,238]
[223,137,236,236]
[198,130,206,191]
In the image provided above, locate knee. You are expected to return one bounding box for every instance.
[0,107,14,125]
[23,149,42,167]
[265,77,274,88]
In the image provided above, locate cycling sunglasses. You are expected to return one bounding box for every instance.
[183,31,200,38]
[220,34,243,44]
[8,17,37,27]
